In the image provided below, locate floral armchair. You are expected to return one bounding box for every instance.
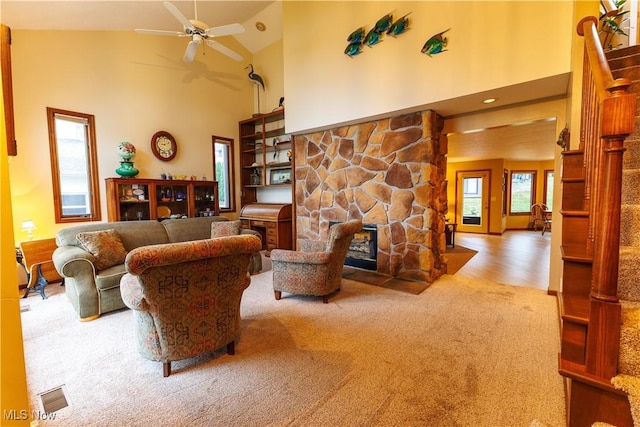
[120,235,261,377]
[270,220,363,303]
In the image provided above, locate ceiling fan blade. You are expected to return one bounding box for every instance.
[205,40,243,62]
[134,29,186,37]
[164,1,195,30]
[206,23,245,37]
[183,36,202,62]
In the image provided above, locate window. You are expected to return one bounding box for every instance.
[509,170,536,214]
[544,170,554,208]
[212,135,235,212]
[47,108,101,223]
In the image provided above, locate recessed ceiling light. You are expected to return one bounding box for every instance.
[255,22,266,32]
[483,98,497,104]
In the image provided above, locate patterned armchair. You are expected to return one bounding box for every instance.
[120,235,261,377]
[271,220,363,303]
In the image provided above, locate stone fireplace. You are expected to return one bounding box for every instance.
[293,110,448,284]
[330,221,378,271]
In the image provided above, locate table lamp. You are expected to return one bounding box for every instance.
[21,220,36,240]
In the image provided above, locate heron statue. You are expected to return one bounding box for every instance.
[246,64,265,114]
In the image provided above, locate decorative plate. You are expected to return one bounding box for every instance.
[157,206,171,218]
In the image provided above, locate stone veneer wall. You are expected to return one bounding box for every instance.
[293,110,448,283]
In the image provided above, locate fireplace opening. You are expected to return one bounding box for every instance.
[330,222,378,271]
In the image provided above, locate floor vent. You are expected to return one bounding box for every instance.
[20,305,31,313]
[38,385,69,413]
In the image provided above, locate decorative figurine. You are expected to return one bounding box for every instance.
[422,29,450,56]
[372,13,393,33]
[387,13,411,37]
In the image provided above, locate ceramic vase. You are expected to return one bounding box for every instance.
[116,161,139,178]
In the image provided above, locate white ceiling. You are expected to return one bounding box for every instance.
[0,0,565,163]
[447,118,558,163]
[0,0,282,54]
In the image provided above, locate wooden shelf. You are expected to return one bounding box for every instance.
[239,109,289,207]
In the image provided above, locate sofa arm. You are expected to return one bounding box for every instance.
[53,246,96,278]
[270,249,332,265]
[120,274,149,312]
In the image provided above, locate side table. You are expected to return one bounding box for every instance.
[19,238,63,299]
[445,223,457,248]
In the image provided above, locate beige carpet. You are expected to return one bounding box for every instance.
[444,245,478,275]
[19,270,565,426]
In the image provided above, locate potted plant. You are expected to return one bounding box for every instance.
[599,0,630,50]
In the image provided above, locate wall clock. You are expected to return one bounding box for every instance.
[151,131,177,161]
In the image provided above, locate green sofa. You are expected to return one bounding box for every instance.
[52,216,262,321]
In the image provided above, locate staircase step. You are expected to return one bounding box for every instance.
[623,129,640,170]
[618,247,640,301]
[561,260,592,296]
[618,300,640,377]
[562,211,590,248]
[612,66,640,83]
[559,292,589,365]
[608,45,640,75]
[560,357,634,427]
[562,180,586,211]
[562,150,585,179]
[620,205,640,247]
[560,292,590,323]
[621,169,640,205]
[562,321,588,365]
[561,244,592,262]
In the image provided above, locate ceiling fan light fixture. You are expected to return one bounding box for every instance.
[135,1,245,62]
[255,21,266,32]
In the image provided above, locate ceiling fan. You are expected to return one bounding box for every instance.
[135,1,245,63]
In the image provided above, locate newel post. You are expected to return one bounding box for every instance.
[590,80,635,302]
[586,80,636,377]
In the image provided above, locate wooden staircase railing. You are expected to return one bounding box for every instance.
[559,14,637,427]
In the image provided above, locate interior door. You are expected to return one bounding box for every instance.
[456,171,490,234]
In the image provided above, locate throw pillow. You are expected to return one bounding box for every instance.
[211,220,241,238]
[76,229,128,271]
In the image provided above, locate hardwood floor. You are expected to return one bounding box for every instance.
[451,230,551,291]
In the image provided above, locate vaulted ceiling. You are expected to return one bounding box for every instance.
[1,0,563,163]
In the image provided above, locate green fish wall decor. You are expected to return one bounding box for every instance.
[347,27,365,44]
[422,28,450,56]
[364,27,383,47]
[345,42,363,57]
[373,13,393,33]
[344,12,411,57]
[387,13,411,37]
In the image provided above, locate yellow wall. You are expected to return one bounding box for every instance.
[446,158,506,235]
[282,1,574,133]
[9,30,255,242]
[252,40,285,115]
[504,159,555,229]
[447,158,555,229]
[1,53,30,425]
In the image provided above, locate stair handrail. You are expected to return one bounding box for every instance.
[577,15,637,378]
[577,15,631,100]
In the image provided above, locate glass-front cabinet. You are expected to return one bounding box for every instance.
[106,178,219,221]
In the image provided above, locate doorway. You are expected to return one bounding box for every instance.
[456,170,490,234]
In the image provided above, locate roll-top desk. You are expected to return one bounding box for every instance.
[239,203,292,253]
